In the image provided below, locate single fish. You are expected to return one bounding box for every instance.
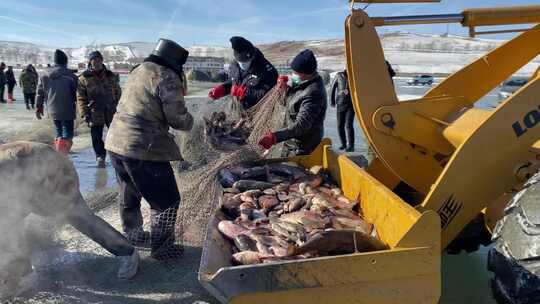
[275,183,290,192]
[240,166,268,180]
[234,234,257,251]
[218,168,238,188]
[218,220,248,240]
[263,189,277,196]
[239,202,255,221]
[286,229,387,257]
[233,180,274,192]
[232,251,265,265]
[332,216,374,235]
[259,195,279,211]
[284,197,306,213]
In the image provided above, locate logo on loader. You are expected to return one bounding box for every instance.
[437,195,462,230]
[512,108,540,137]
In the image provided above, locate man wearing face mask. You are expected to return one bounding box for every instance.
[208,36,278,110]
[258,49,327,156]
[77,51,122,168]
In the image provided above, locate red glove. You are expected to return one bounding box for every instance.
[277,75,289,92]
[231,84,247,100]
[36,105,44,120]
[258,132,277,149]
[208,85,226,100]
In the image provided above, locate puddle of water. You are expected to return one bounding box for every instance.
[69,149,116,196]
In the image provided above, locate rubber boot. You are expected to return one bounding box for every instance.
[56,138,72,156]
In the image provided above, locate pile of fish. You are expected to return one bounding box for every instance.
[203,111,249,150]
[217,162,387,265]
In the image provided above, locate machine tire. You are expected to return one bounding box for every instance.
[487,172,540,304]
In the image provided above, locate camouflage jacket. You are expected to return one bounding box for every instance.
[77,68,121,127]
[19,69,38,94]
[105,61,193,161]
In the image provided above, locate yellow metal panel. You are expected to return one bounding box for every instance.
[367,157,401,191]
[372,96,469,155]
[421,78,540,248]
[442,108,491,148]
[463,5,540,27]
[231,248,440,304]
[346,10,443,194]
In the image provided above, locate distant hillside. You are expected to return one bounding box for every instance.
[0,32,538,75]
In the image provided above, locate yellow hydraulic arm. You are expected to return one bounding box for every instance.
[346,3,540,247]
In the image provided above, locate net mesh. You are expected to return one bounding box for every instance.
[175,86,287,246]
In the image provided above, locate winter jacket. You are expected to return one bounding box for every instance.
[77,68,121,127]
[275,73,327,155]
[0,71,5,87]
[5,69,16,86]
[19,69,38,95]
[105,61,193,161]
[222,48,278,109]
[330,71,352,111]
[36,66,78,121]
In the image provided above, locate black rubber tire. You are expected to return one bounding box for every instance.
[488,172,540,304]
[445,213,492,255]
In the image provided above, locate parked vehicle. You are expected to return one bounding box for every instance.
[407,74,434,86]
[499,77,528,99]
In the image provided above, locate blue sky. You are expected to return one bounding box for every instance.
[0,0,538,47]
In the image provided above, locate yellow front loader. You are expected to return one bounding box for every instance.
[199,2,540,303]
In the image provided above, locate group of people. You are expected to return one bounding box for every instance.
[0,35,397,298]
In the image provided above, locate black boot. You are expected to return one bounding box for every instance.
[346,146,355,152]
[338,145,346,150]
[25,103,30,110]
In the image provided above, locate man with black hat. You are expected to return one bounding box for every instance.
[77,50,122,168]
[36,49,78,155]
[258,49,327,156]
[208,36,277,110]
[105,38,193,260]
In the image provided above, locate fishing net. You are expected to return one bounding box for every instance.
[175,86,287,246]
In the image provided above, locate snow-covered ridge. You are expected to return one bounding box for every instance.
[0,32,536,75]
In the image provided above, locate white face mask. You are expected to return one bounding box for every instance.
[238,60,252,71]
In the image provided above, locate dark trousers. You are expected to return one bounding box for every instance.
[337,107,355,148]
[0,85,5,102]
[91,125,107,159]
[65,195,134,256]
[7,83,15,94]
[24,93,36,107]
[53,120,74,140]
[110,152,180,252]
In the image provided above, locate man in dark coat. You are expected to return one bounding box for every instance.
[106,38,193,259]
[19,64,38,110]
[36,50,78,155]
[77,50,122,167]
[330,70,355,151]
[0,62,6,103]
[258,49,327,156]
[208,36,277,110]
[6,66,16,102]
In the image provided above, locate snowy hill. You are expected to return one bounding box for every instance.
[0,32,537,75]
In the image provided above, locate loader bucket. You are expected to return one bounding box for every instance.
[199,142,441,304]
